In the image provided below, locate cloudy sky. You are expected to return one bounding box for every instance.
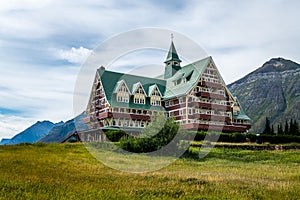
[1,0,300,140]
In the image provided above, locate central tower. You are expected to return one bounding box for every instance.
[164,35,182,79]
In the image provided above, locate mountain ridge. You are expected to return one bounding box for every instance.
[228,57,300,132]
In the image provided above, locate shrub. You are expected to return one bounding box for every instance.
[105,130,126,142]
[119,113,179,153]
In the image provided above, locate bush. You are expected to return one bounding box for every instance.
[105,130,126,142]
[119,113,179,153]
[259,134,300,144]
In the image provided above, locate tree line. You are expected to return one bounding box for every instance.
[263,117,300,136]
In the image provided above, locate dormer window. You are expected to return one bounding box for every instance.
[115,81,130,103]
[133,84,146,105]
[150,86,162,106]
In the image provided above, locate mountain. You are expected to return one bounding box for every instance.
[38,113,87,143]
[0,138,12,145]
[1,121,56,145]
[228,57,300,132]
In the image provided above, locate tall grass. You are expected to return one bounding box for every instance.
[0,143,299,199]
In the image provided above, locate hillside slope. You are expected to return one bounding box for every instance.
[1,121,56,145]
[228,58,300,132]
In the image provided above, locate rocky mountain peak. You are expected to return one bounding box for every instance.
[254,57,300,74]
[228,58,300,132]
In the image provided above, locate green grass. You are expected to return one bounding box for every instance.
[0,143,299,199]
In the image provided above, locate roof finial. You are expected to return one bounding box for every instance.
[171,33,174,41]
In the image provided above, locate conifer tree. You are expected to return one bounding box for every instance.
[271,125,274,135]
[295,120,300,135]
[277,123,283,135]
[263,117,271,135]
[284,120,289,135]
[289,119,295,135]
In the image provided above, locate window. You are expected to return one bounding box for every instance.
[151,100,161,106]
[179,97,183,104]
[117,83,130,103]
[165,101,169,107]
[188,108,193,115]
[117,93,129,103]
[134,86,145,104]
[179,109,183,116]
[134,97,145,104]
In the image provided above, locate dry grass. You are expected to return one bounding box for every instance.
[0,143,299,199]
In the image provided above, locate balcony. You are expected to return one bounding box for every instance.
[201,81,223,89]
[195,91,226,100]
[190,113,231,122]
[97,111,150,120]
[188,101,231,111]
[233,123,251,129]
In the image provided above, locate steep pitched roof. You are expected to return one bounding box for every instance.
[132,82,147,96]
[232,101,251,121]
[113,80,131,94]
[164,41,182,63]
[148,84,162,97]
[164,56,211,99]
[97,68,166,110]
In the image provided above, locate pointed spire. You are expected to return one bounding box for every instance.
[164,34,182,64]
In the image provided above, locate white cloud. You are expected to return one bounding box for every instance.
[0,114,36,140]
[58,47,92,64]
[0,0,52,11]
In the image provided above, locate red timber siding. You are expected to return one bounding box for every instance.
[94,93,105,99]
[201,81,223,89]
[173,110,179,116]
[182,123,248,132]
[195,91,226,100]
[95,104,106,109]
[167,104,184,110]
[97,112,150,120]
[233,123,251,129]
[188,102,231,111]
[175,116,186,120]
[190,114,231,122]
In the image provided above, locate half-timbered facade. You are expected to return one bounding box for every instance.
[83,40,251,141]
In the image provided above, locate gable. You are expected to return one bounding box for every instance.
[163,56,211,99]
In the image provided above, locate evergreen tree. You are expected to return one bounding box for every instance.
[263,117,271,135]
[271,125,274,135]
[277,123,283,135]
[284,120,289,135]
[293,119,299,136]
[289,119,295,135]
[288,119,300,136]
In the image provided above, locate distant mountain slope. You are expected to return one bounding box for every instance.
[2,121,56,145]
[38,113,87,143]
[0,138,12,145]
[228,58,300,132]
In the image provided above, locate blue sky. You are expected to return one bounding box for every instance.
[1,0,300,139]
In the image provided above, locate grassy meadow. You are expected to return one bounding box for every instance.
[0,143,299,199]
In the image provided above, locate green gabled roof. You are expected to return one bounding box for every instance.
[163,56,212,99]
[132,82,146,96]
[113,80,131,94]
[232,100,251,121]
[148,84,162,97]
[97,68,166,110]
[164,41,182,63]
